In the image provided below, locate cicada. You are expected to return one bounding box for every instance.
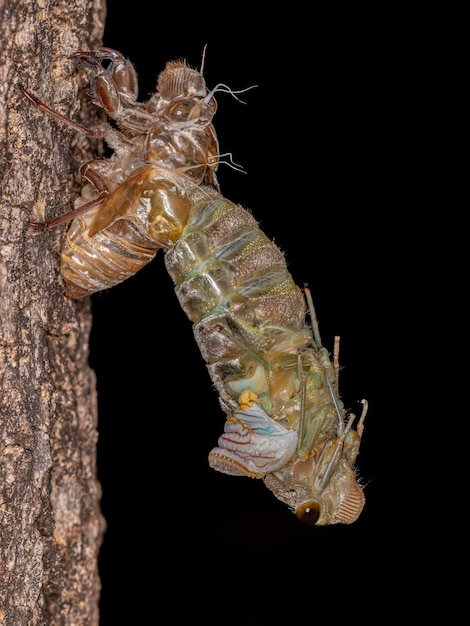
[22,48,368,525]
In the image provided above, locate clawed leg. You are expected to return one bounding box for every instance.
[356,399,368,439]
[18,85,109,139]
[27,161,111,229]
[27,192,107,229]
[19,81,115,229]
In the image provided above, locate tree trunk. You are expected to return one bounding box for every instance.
[0,2,107,624]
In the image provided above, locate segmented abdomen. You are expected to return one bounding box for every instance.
[60,166,206,299]
[164,194,313,418]
[60,203,159,299]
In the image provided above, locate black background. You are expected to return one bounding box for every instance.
[91,3,406,624]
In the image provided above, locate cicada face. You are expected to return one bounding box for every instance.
[264,437,365,526]
[209,385,366,526]
[148,60,218,129]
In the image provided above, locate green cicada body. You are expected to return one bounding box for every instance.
[165,192,367,525]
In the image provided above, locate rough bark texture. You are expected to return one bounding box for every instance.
[0,2,107,624]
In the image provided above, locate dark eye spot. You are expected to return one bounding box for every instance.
[296,501,321,525]
[101,58,113,71]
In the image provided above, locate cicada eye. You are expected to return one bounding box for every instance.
[165,100,194,122]
[296,501,321,525]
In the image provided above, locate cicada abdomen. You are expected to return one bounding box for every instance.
[59,166,211,298]
[23,49,367,524]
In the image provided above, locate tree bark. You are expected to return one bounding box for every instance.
[0,2,107,624]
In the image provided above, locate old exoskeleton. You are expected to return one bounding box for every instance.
[21,47,220,230]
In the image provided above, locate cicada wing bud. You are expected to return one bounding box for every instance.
[208,402,297,478]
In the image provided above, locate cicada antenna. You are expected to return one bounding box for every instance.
[303,284,323,349]
[199,45,257,104]
[210,152,246,174]
[204,83,257,105]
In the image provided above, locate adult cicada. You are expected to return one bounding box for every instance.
[22,48,368,525]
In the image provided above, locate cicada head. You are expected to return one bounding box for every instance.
[145,60,220,188]
[153,61,217,127]
[263,428,365,525]
[208,391,366,526]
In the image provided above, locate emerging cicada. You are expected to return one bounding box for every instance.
[22,48,368,525]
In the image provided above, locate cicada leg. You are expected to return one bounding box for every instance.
[333,336,340,394]
[18,84,109,139]
[206,316,333,473]
[356,399,368,439]
[27,163,111,229]
[297,351,307,456]
[212,285,353,469]
[19,84,114,229]
[27,194,107,229]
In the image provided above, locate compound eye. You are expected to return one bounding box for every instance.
[165,100,194,122]
[296,501,321,525]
